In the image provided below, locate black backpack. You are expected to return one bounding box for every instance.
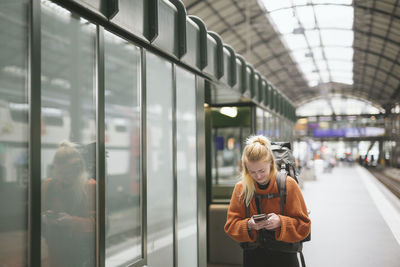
[271,142,299,183]
[240,142,310,267]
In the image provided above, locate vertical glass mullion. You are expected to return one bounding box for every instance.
[196,76,207,267]
[96,25,106,267]
[140,47,148,267]
[172,65,178,267]
[29,0,41,266]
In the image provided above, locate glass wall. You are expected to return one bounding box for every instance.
[41,3,96,266]
[0,1,29,266]
[146,52,174,267]
[176,67,198,267]
[264,111,272,138]
[104,31,142,266]
[0,2,207,267]
[256,107,264,135]
[211,106,251,202]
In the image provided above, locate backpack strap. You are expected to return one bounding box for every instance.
[245,171,288,217]
[276,170,287,215]
[299,251,306,267]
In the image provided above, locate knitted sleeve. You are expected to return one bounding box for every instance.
[275,177,311,243]
[69,179,96,234]
[224,182,257,243]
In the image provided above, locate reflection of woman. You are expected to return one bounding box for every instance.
[42,141,96,267]
[225,135,310,267]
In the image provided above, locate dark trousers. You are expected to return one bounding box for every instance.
[243,247,299,267]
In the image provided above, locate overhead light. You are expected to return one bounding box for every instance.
[220,107,238,118]
[292,26,305,34]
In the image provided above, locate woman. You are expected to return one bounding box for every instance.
[224,135,310,267]
[41,141,96,267]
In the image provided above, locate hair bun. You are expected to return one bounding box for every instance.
[255,137,266,146]
[59,140,77,148]
[246,135,271,148]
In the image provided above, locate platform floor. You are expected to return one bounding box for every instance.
[301,165,400,267]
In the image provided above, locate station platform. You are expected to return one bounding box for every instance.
[301,165,400,267]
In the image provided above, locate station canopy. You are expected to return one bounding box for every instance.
[183,0,400,115]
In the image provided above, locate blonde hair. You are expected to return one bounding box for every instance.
[240,135,277,206]
[53,140,89,203]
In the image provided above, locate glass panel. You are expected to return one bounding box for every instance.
[0,1,29,266]
[211,107,251,202]
[104,31,142,266]
[264,112,271,137]
[41,3,96,266]
[176,67,197,267]
[256,107,264,135]
[146,52,173,267]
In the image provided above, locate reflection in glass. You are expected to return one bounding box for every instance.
[211,107,251,201]
[256,107,264,135]
[146,52,174,267]
[0,1,29,266]
[104,31,142,266]
[41,3,96,266]
[176,67,198,267]
[264,111,271,138]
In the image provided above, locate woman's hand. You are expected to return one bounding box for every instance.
[264,213,281,230]
[56,212,74,227]
[41,210,58,225]
[247,215,269,230]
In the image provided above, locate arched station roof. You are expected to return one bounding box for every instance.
[183,0,400,112]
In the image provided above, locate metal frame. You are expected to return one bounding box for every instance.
[172,64,178,267]
[196,76,207,267]
[96,25,106,267]
[50,0,207,80]
[28,0,41,266]
[138,48,148,267]
[185,0,400,111]
[23,0,298,266]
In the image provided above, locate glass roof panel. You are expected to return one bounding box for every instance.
[320,30,353,46]
[328,61,352,72]
[298,61,317,73]
[324,47,353,60]
[311,47,324,60]
[291,49,309,62]
[269,9,296,34]
[331,76,353,84]
[297,96,381,116]
[304,72,320,82]
[284,34,308,50]
[261,0,354,87]
[314,5,353,29]
[304,30,321,47]
[296,6,316,29]
[316,61,328,72]
[263,0,292,12]
[293,0,309,5]
[319,71,330,82]
[312,0,352,5]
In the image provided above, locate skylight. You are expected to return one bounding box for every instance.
[261,0,354,87]
[296,96,382,116]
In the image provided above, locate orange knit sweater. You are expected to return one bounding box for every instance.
[224,175,311,244]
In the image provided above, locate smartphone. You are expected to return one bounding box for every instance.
[253,213,267,222]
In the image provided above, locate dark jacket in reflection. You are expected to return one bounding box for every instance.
[42,177,96,267]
